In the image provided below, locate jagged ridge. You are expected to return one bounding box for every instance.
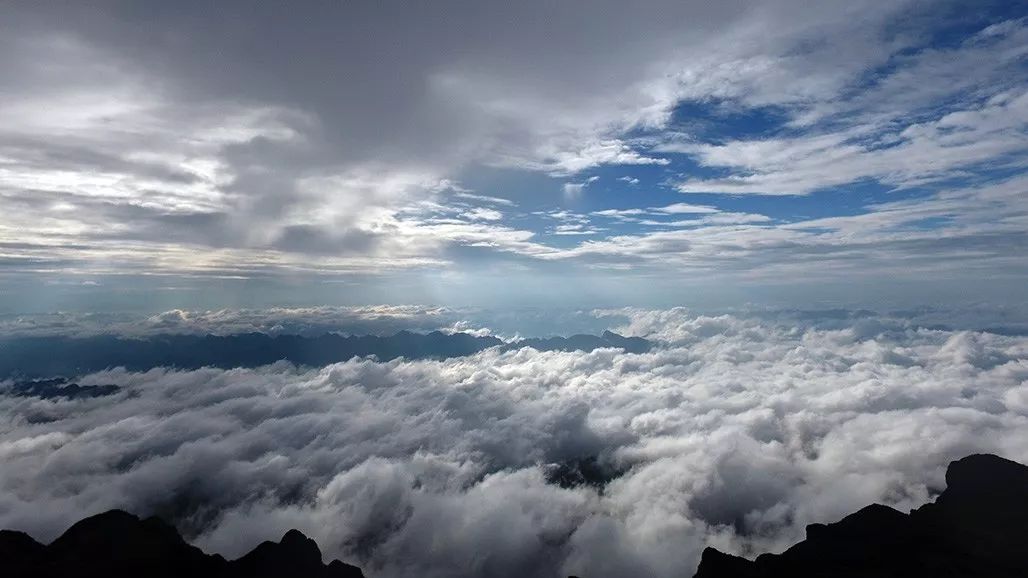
[0,510,363,578]
[694,453,1028,577]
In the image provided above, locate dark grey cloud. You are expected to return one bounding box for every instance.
[5,0,973,286]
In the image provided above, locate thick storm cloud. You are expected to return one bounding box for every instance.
[2,311,1027,577]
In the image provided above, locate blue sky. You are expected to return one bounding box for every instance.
[0,0,1026,313]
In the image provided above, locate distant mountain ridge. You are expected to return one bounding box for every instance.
[0,330,651,379]
[5,378,121,399]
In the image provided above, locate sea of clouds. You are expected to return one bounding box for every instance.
[2,309,1027,578]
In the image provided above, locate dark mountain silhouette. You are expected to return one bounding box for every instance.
[0,509,363,578]
[694,453,1028,578]
[0,331,651,379]
[5,378,120,399]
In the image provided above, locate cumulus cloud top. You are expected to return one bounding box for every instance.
[2,311,1026,577]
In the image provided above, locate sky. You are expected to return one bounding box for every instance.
[1,0,1026,313]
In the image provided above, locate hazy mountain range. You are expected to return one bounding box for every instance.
[0,330,650,379]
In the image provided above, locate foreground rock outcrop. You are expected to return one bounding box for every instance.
[694,453,1028,577]
[0,510,363,578]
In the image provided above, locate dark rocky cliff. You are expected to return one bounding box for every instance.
[694,453,1028,578]
[0,509,363,578]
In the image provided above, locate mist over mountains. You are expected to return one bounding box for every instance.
[3,309,1027,577]
[0,330,650,379]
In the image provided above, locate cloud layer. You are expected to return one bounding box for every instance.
[1,2,1025,307]
[0,306,469,338]
[2,310,1027,577]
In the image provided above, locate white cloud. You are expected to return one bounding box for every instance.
[680,212,772,226]
[460,208,504,221]
[653,203,721,215]
[560,176,602,200]
[562,183,587,199]
[666,21,1028,195]
[552,224,601,236]
[2,311,1027,577]
[453,192,517,207]
[592,203,719,220]
[593,208,648,218]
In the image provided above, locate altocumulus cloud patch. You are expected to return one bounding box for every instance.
[2,312,1027,578]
